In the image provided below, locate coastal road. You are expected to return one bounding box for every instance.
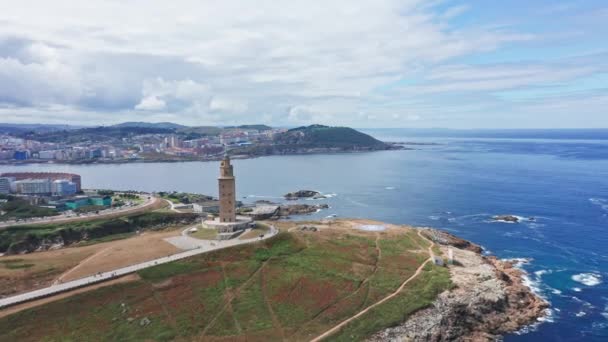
[0,225,278,309]
[310,229,435,342]
[0,194,160,229]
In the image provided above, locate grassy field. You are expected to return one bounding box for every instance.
[189,228,218,240]
[0,228,182,297]
[0,221,452,341]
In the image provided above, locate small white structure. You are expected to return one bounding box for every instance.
[448,247,454,265]
[189,227,198,233]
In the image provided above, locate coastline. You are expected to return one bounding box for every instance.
[369,228,549,341]
[0,143,409,166]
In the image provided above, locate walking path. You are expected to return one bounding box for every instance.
[310,229,435,342]
[0,225,278,310]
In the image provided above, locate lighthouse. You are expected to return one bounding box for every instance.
[218,155,236,223]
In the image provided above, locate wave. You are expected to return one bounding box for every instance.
[572,273,602,286]
[573,287,582,292]
[589,198,608,212]
[384,186,396,190]
[245,194,283,199]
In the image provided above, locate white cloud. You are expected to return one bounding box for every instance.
[0,1,604,127]
[135,96,166,111]
[209,96,247,113]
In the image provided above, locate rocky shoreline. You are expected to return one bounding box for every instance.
[369,229,548,342]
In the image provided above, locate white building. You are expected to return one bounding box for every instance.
[38,150,57,160]
[15,179,52,195]
[0,177,15,194]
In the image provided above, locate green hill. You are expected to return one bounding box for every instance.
[274,124,387,149]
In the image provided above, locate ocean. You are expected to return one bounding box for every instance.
[2,129,607,341]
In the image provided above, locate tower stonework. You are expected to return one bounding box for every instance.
[218,155,236,222]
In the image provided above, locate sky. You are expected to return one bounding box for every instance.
[0,0,607,128]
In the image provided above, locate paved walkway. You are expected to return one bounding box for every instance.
[0,225,278,309]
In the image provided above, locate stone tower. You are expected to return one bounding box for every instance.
[218,155,236,222]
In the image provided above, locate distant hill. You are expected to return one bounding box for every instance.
[112,122,187,130]
[19,126,176,143]
[274,124,387,149]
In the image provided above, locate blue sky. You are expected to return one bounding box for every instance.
[0,0,606,128]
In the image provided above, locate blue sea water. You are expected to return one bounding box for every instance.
[3,129,608,340]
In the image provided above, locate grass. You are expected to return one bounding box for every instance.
[74,232,136,246]
[0,259,35,269]
[330,264,453,341]
[189,228,217,240]
[0,224,449,341]
[0,199,59,222]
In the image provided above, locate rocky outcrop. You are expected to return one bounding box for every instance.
[421,228,483,253]
[492,215,520,223]
[278,204,329,216]
[284,190,325,200]
[368,245,548,342]
[248,205,280,220]
[243,203,329,220]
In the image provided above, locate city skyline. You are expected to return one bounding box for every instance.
[1,1,607,128]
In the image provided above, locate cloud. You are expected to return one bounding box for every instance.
[135,96,166,111]
[0,1,605,127]
[209,96,247,113]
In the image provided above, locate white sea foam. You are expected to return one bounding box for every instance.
[385,186,396,190]
[515,308,555,334]
[535,269,552,277]
[589,198,608,212]
[504,257,531,268]
[573,287,582,292]
[551,289,562,295]
[572,273,602,286]
[428,215,440,221]
[575,311,587,317]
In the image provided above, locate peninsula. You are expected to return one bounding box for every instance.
[0,123,403,165]
[0,219,546,341]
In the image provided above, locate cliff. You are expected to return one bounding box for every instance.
[369,231,548,341]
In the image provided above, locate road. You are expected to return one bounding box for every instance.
[310,229,435,342]
[0,194,160,229]
[0,225,278,309]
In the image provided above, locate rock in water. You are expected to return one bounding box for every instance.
[284,190,323,200]
[493,215,520,223]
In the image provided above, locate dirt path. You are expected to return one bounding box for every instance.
[199,260,268,339]
[310,229,434,342]
[261,265,286,341]
[292,233,383,338]
[53,246,113,285]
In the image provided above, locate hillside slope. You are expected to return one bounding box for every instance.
[0,221,448,341]
[275,124,387,149]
